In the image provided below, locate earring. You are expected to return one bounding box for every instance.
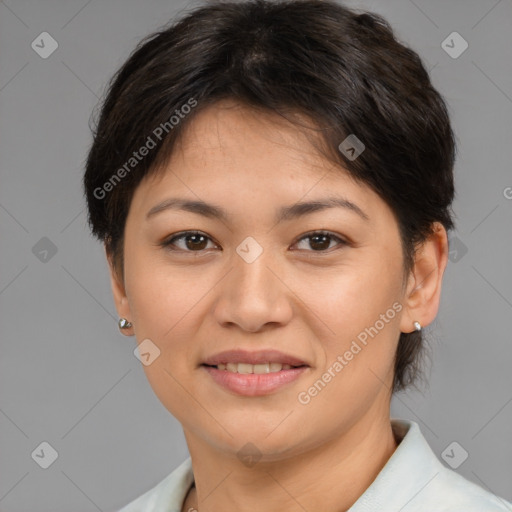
[413,321,422,332]
[118,318,132,330]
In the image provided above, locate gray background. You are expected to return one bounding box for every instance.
[0,0,511,510]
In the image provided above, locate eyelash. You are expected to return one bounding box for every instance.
[160,230,348,254]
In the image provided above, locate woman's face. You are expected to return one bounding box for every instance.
[111,100,419,459]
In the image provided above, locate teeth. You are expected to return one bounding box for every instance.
[215,362,295,373]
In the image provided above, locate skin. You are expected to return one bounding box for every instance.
[108,99,448,512]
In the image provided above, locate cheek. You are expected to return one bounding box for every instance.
[292,259,402,387]
[295,288,400,428]
[123,246,213,379]
[123,255,209,418]
[292,257,402,335]
[124,241,206,336]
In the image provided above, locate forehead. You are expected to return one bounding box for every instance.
[176,100,321,158]
[145,101,359,190]
[131,100,391,226]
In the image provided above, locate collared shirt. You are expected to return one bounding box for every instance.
[117,419,512,511]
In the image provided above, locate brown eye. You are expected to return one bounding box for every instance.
[162,231,217,252]
[184,233,208,250]
[293,231,347,252]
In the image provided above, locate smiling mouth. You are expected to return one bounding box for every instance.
[202,362,307,374]
[201,361,309,396]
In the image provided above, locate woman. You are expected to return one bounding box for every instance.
[83,0,511,510]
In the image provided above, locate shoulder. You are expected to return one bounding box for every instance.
[386,419,512,511]
[352,419,511,511]
[423,464,512,511]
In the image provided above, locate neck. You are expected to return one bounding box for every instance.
[182,411,398,512]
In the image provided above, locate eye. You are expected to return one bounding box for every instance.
[292,230,348,252]
[160,231,219,252]
[160,230,348,254]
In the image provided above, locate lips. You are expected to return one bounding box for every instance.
[201,349,309,368]
[202,364,309,396]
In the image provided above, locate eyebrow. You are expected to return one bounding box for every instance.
[146,196,369,223]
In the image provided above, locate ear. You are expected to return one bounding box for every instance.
[105,245,134,336]
[399,222,449,334]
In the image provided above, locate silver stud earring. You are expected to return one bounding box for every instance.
[118,318,132,330]
[413,321,422,332]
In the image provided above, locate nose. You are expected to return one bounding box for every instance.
[212,246,293,333]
